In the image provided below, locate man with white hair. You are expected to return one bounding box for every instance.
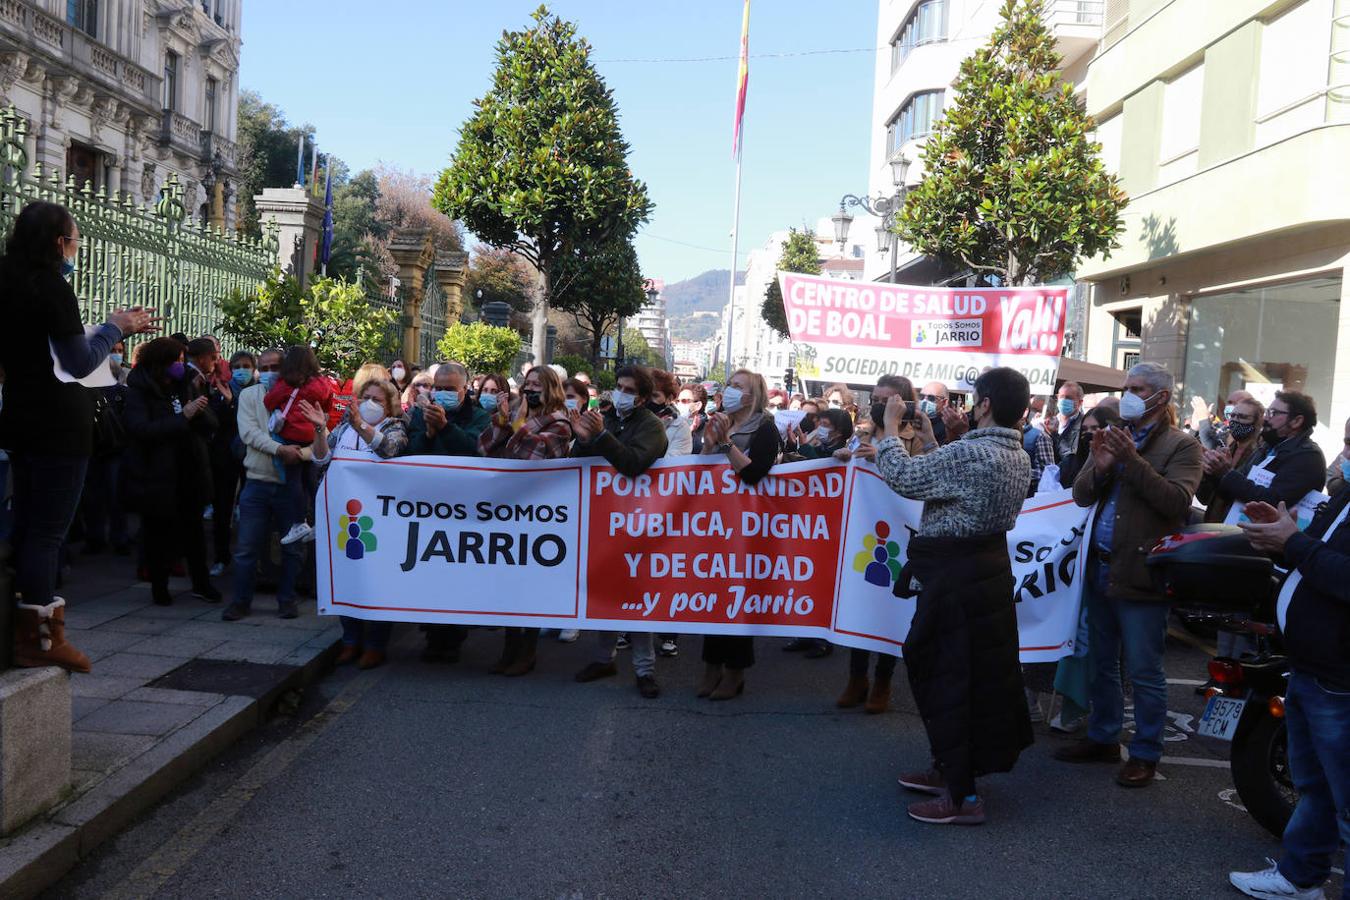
[1056,362,1203,788]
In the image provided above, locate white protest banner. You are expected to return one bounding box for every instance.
[834,472,1090,663]
[317,456,1087,662]
[776,271,1069,393]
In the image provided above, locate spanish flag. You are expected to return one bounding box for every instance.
[732,0,750,158]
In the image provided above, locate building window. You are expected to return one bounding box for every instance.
[1158,63,1203,182]
[885,90,944,158]
[163,51,178,111]
[1093,112,1123,175]
[66,143,101,191]
[1182,276,1342,455]
[890,0,948,72]
[66,0,97,37]
[1256,0,1333,145]
[204,77,218,132]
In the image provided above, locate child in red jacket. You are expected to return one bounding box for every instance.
[263,347,333,545]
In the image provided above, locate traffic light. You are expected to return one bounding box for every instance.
[784,367,794,392]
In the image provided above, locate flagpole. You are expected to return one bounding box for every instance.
[724,145,743,383]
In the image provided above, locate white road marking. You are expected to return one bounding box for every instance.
[1160,755,1231,769]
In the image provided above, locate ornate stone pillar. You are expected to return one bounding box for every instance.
[434,250,469,324]
[253,185,324,288]
[388,229,435,364]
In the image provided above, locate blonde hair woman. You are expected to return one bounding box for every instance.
[697,367,782,700]
[478,364,575,676]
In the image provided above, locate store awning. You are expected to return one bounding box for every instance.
[1056,357,1127,393]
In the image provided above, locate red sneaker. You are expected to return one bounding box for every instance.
[907,794,986,826]
[897,768,946,796]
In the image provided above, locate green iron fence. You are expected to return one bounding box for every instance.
[418,271,448,365]
[0,105,277,344]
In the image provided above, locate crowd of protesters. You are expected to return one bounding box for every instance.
[1,202,1347,892]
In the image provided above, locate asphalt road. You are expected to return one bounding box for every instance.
[46,625,1342,900]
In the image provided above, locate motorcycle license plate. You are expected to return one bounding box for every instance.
[1198,696,1246,741]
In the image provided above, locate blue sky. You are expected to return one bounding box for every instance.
[241,1,877,284]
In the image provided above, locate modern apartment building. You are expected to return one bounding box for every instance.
[0,0,243,227]
[1076,0,1349,454]
[635,278,672,369]
[865,0,1103,282]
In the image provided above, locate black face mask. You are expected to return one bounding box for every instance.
[1261,424,1282,446]
[870,401,887,430]
[1229,422,1257,441]
[523,390,542,408]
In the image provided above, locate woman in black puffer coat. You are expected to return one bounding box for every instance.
[121,337,220,605]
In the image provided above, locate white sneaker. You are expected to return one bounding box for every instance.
[280,523,313,546]
[209,562,227,577]
[557,629,580,643]
[1049,710,1084,734]
[302,525,317,543]
[1229,861,1325,899]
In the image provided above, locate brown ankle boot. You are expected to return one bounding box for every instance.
[864,675,892,714]
[491,631,522,674]
[356,649,385,670]
[697,663,722,698]
[503,630,538,676]
[836,675,869,708]
[14,598,91,674]
[709,667,745,701]
[335,644,361,665]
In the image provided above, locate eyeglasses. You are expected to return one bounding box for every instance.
[60,235,79,245]
[1267,408,1290,420]
[919,394,941,402]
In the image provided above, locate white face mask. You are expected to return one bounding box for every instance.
[359,399,385,425]
[1120,389,1162,422]
[721,387,744,413]
[390,366,406,382]
[612,391,636,414]
[816,425,833,440]
[676,401,694,418]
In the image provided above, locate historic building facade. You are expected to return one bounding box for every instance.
[0,0,242,228]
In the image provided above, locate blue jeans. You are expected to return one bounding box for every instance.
[1278,670,1350,897]
[9,452,88,606]
[231,479,301,611]
[1084,558,1170,762]
[340,617,391,652]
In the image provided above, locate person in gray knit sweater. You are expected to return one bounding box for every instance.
[867,367,1035,827]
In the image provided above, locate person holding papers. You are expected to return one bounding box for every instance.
[1203,390,1326,522]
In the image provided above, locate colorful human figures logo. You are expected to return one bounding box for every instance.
[852,520,901,587]
[339,500,376,561]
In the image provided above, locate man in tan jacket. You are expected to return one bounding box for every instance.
[1055,362,1203,788]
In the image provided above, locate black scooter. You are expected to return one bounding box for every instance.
[1147,525,1294,838]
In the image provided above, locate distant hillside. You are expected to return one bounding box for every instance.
[664,269,745,320]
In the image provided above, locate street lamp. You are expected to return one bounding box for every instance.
[835,154,911,284]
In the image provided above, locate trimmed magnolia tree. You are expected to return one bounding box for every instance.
[896,0,1127,286]
[549,237,648,365]
[436,322,524,375]
[762,228,821,338]
[433,5,652,363]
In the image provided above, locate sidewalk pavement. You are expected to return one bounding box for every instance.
[0,551,341,898]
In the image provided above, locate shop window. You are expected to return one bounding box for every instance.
[1183,275,1342,453]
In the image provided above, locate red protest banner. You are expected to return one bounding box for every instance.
[778,271,1069,393]
[584,459,846,632]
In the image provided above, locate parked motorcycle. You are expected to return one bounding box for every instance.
[1147,524,1295,838]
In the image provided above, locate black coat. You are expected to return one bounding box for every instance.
[902,533,1033,782]
[120,366,217,517]
[1281,486,1350,690]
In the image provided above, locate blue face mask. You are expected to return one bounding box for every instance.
[108,353,123,367]
[480,392,499,412]
[60,257,75,279]
[1341,458,1350,483]
[433,390,460,411]
[258,371,279,391]
[1057,398,1076,416]
[231,368,254,388]
[919,399,938,418]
